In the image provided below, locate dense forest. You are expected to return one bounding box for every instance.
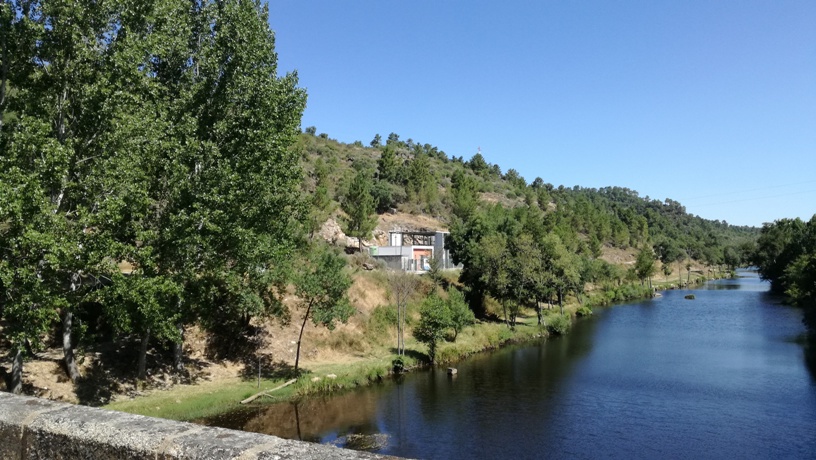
[752,216,816,336]
[1,0,764,397]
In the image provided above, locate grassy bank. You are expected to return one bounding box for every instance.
[104,312,557,421]
[106,273,719,422]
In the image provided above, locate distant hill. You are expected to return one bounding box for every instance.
[296,130,758,269]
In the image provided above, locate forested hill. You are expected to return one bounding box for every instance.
[298,130,758,269]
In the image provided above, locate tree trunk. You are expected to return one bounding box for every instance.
[396,302,400,355]
[535,298,542,325]
[0,14,7,131]
[399,302,405,355]
[11,348,23,394]
[295,305,311,373]
[138,327,151,381]
[62,311,81,383]
[558,287,564,315]
[172,323,184,373]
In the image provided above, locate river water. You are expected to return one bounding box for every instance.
[205,271,816,459]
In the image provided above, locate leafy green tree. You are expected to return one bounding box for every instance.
[447,287,475,341]
[413,294,452,363]
[342,169,378,252]
[370,133,382,147]
[1,0,307,385]
[723,246,741,271]
[753,218,807,292]
[541,234,581,314]
[635,246,657,287]
[0,0,130,384]
[480,232,512,326]
[99,273,182,380]
[294,246,354,373]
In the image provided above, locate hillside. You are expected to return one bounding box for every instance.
[298,131,758,267]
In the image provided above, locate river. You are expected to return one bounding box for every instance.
[205,271,816,459]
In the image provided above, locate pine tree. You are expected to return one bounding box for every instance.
[342,170,378,252]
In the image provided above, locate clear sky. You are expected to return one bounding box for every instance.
[267,1,816,227]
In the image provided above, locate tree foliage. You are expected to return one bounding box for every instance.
[294,246,354,373]
[752,215,816,335]
[341,169,377,251]
[0,0,306,387]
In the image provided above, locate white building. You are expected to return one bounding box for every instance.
[370,230,456,272]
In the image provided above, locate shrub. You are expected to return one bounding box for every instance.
[546,314,572,335]
[367,304,397,340]
[576,306,593,317]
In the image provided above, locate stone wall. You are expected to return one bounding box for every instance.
[0,393,391,459]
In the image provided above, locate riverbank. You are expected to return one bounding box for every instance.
[222,270,815,460]
[103,271,725,421]
[103,312,556,421]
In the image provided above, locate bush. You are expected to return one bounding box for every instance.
[367,304,397,340]
[576,306,593,317]
[546,314,572,335]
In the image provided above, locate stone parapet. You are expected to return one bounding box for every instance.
[0,393,391,459]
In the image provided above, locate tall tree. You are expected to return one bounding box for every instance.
[305,158,335,238]
[342,169,377,252]
[377,145,399,183]
[2,0,307,385]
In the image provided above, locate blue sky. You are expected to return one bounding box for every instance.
[267,1,816,227]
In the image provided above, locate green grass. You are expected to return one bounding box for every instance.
[105,303,579,422]
[104,359,396,421]
[104,377,299,421]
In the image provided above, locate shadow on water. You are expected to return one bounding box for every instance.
[804,334,816,384]
[805,306,816,383]
[203,273,816,459]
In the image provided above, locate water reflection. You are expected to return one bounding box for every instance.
[203,272,816,459]
[206,390,382,443]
